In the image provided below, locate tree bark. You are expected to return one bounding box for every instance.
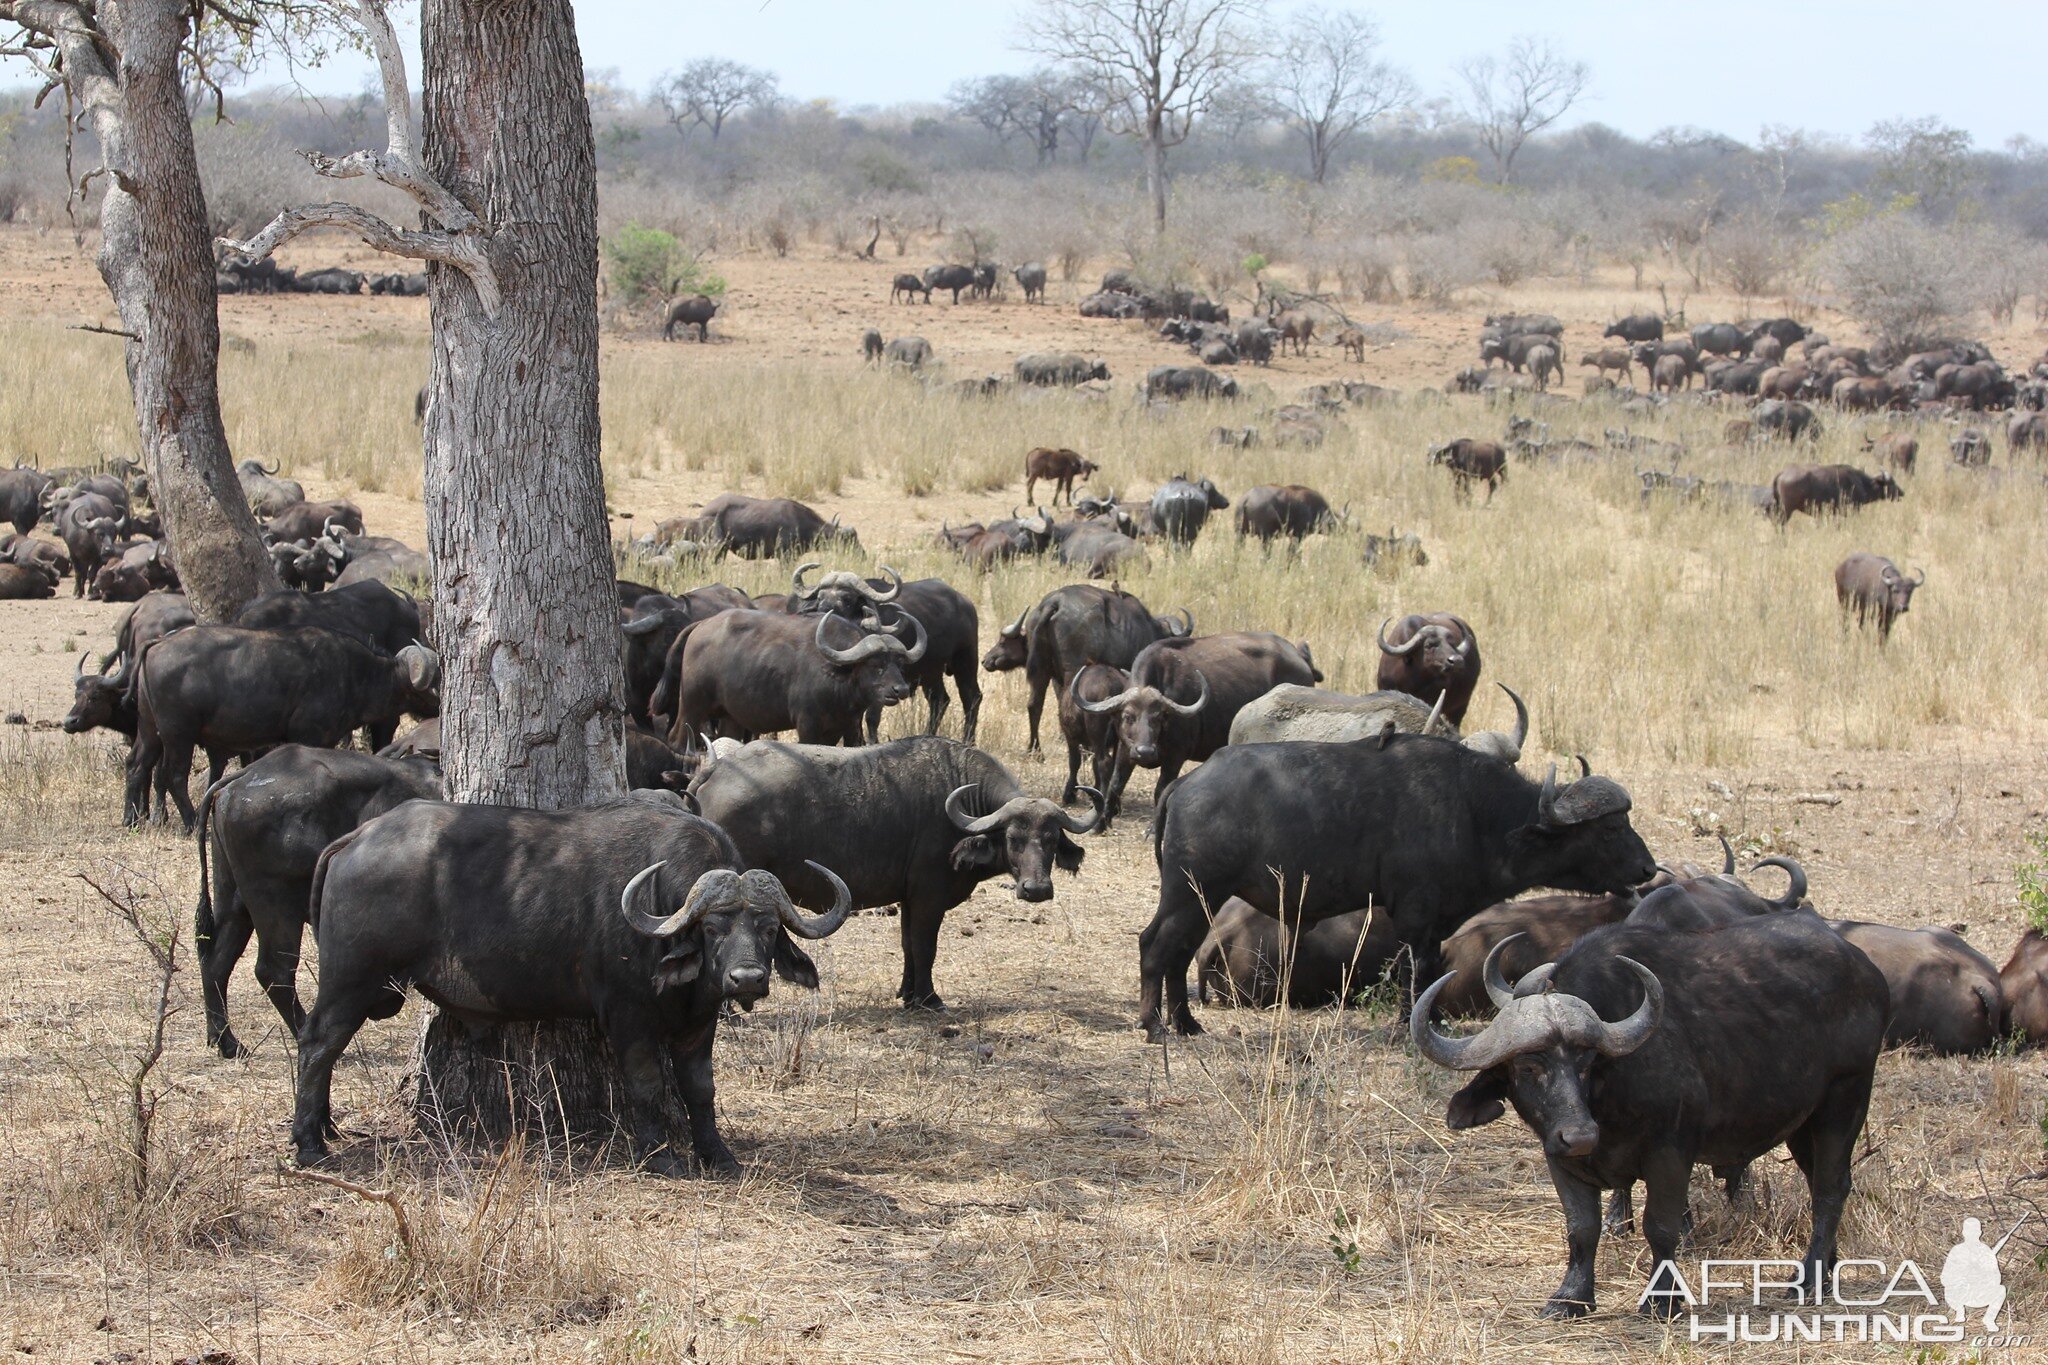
[410,0,635,1146]
[8,0,280,621]
[1144,123,1168,231]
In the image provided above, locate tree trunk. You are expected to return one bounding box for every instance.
[412,0,635,1147]
[45,0,280,621]
[1145,123,1169,231]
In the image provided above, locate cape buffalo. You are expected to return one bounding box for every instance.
[56,492,122,597]
[1234,485,1341,542]
[0,561,56,598]
[1833,553,1923,641]
[235,459,304,518]
[890,273,930,304]
[1829,921,2004,1054]
[922,263,976,304]
[1013,352,1109,387]
[694,493,860,558]
[1013,262,1047,303]
[884,336,933,370]
[1150,476,1229,544]
[623,583,753,726]
[663,293,718,342]
[1690,322,1751,358]
[295,799,852,1173]
[785,564,982,743]
[981,584,1191,752]
[1146,738,1655,1038]
[0,466,53,535]
[670,608,925,746]
[861,328,884,363]
[1025,447,1098,505]
[2002,930,2048,1047]
[264,499,364,545]
[1428,440,1506,501]
[1195,901,1400,1008]
[1142,366,1238,401]
[1603,315,1662,343]
[1771,465,1903,523]
[1416,910,1886,1317]
[1376,613,1481,725]
[690,736,1098,1010]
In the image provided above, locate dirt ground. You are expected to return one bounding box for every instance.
[2,224,2046,1363]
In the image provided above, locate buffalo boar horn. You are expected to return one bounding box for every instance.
[1535,763,1560,825]
[1001,609,1027,638]
[1749,856,1808,910]
[1410,973,1522,1070]
[945,784,1039,834]
[895,610,928,662]
[1910,565,1926,586]
[1451,617,1477,657]
[1718,834,1735,876]
[1377,617,1421,656]
[790,561,822,599]
[813,615,892,664]
[1164,671,1210,716]
[621,862,740,937]
[1057,786,1106,834]
[1575,754,1590,778]
[1167,608,1194,636]
[259,459,281,475]
[867,565,903,601]
[766,862,854,939]
[1481,932,1529,1010]
[1499,684,1528,752]
[1079,684,1140,713]
[1593,958,1663,1055]
[1423,691,1448,736]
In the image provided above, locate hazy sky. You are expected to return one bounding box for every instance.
[261,1,2036,150]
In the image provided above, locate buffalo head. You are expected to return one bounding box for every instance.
[945,782,1102,902]
[63,667,131,735]
[1081,668,1210,768]
[982,609,1029,673]
[814,612,925,708]
[1508,763,1658,897]
[621,859,852,1005]
[1378,615,1474,681]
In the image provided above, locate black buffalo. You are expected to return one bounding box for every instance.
[1142,366,1238,401]
[1235,484,1341,542]
[1603,314,1663,343]
[981,584,1191,752]
[235,579,423,655]
[1771,465,1903,522]
[56,492,122,597]
[663,293,719,342]
[784,565,982,743]
[624,583,753,726]
[923,263,977,304]
[0,466,53,535]
[295,798,852,1173]
[1150,476,1230,544]
[694,493,860,558]
[691,736,1098,1010]
[670,608,924,746]
[1376,612,1481,726]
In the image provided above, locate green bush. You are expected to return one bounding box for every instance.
[2017,830,2048,934]
[603,224,726,307]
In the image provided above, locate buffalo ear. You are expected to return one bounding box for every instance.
[773,930,820,990]
[1054,835,1085,874]
[950,835,998,873]
[653,941,702,993]
[1445,1069,1510,1130]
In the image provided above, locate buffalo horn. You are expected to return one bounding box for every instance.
[1377,617,1422,656]
[621,862,739,937]
[790,561,822,599]
[1164,671,1210,716]
[1594,957,1663,1055]
[766,862,854,939]
[1749,856,1808,911]
[1079,685,1140,713]
[1481,932,1526,1011]
[1057,786,1105,834]
[1423,690,1448,736]
[945,783,1038,834]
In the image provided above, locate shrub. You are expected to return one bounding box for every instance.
[1820,214,1975,351]
[603,223,724,307]
[2017,829,2048,934]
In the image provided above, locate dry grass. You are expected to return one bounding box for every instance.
[1,241,2046,1361]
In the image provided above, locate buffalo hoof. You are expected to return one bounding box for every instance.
[1141,1012,1204,1044]
[641,1148,692,1178]
[292,1143,332,1169]
[901,992,947,1012]
[1541,1296,1593,1320]
[1638,1294,1683,1320]
[212,1029,248,1060]
[696,1150,742,1179]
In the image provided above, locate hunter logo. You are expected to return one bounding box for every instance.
[1643,1215,2031,1346]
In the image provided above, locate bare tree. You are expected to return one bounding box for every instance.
[224,0,632,1141]
[948,74,1030,146]
[1020,0,1267,230]
[653,56,776,140]
[1455,34,1589,185]
[0,0,285,620]
[1269,7,1412,184]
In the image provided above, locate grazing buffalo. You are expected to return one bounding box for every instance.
[1274,310,1315,356]
[295,798,851,1173]
[1603,315,1663,343]
[890,273,930,304]
[1083,632,1321,822]
[691,736,1098,1010]
[264,499,364,545]
[56,492,122,597]
[1376,613,1480,725]
[663,293,718,342]
[1149,476,1230,544]
[1833,553,1923,641]
[125,628,440,829]
[670,608,924,746]
[1142,366,1238,401]
[695,493,860,558]
[1055,523,1145,577]
[235,460,304,518]
[1770,465,1903,522]
[1829,921,2004,1054]
[884,336,933,370]
[1012,262,1047,303]
[1195,901,1400,1008]
[1234,484,1341,542]
[1950,428,1991,466]
[1690,322,1751,358]
[861,328,884,363]
[0,466,54,535]
[1025,447,1098,505]
[2002,931,2048,1047]
[1014,352,1109,387]
[784,564,982,743]
[5,533,69,582]
[981,583,1191,752]
[1428,439,1506,501]
[194,745,443,1057]
[624,584,753,726]
[1146,738,1656,1038]
[922,263,977,304]
[1416,910,1886,1317]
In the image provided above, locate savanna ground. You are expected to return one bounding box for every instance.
[2,223,2048,1362]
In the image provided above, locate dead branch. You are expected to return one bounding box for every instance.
[76,862,180,1201]
[283,1162,419,1261]
[213,0,500,317]
[70,321,140,340]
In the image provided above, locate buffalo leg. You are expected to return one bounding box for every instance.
[291,984,382,1163]
[159,736,200,831]
[898,911,946,1011]
[253,918,310,1041]
[954,667,981,746]
[123,728,162,828]
[1637,1149,1694,1317]
[1102,747,1135,823]
[1136,885,1208,1040]
[603,1017,690,1176]
[669,1031,738,1175]
[1541,1160,1603,1318]
[921,677,949,736]
[1153,759,1183,808]
[1063,734,1083,804]
[199,901,255,1058]
[1024,675,1050,753]
[1789,1075,1868,1299]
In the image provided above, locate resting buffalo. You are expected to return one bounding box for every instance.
[195,745,443,1057]
[264,499,364,545]
[1014,352,1108,387]
[1195,901,1399,1008]
[0,466,53,535]
[1833,553,1923,641]
[784,564,982,743]
[1229,682,1528,764]
[922,263,976,304]
[1486,312,1563,338]
[296,798,851,1172]
[981,583,1191,752]
[670,608,924,746]
[1752,398,1820,440]
[1603,315,1663,343]
[695,493,860,558]
[1084,632,1321,822]
[1145,737,1655,1038]
[1375,613,1481,726]
[1428,440,1506,501]
[0,561,56,598]
[1828,921,2004,1054]
[1417,910,1885,1317]
[1235,484,1341,542]
[125,627,440,830]
[1142,366,1238,401]
[691,736,1098,1009]
[1025,447,1098,505]
[1704,359,1768,395]
[663,293,718,342]
[2003,931,2048,1047]
[1770,464,1903,522]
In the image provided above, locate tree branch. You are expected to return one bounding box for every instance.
[214,0,500,316]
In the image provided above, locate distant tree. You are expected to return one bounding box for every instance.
[654,57,776,140]
[1456,34,1589,185]
[1866,116,1976,213]
[1267,7,1413,183]
[1021,0,1267,230]
[1823,213,1976,350]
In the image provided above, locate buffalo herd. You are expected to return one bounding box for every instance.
[14,289,2047,1324]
